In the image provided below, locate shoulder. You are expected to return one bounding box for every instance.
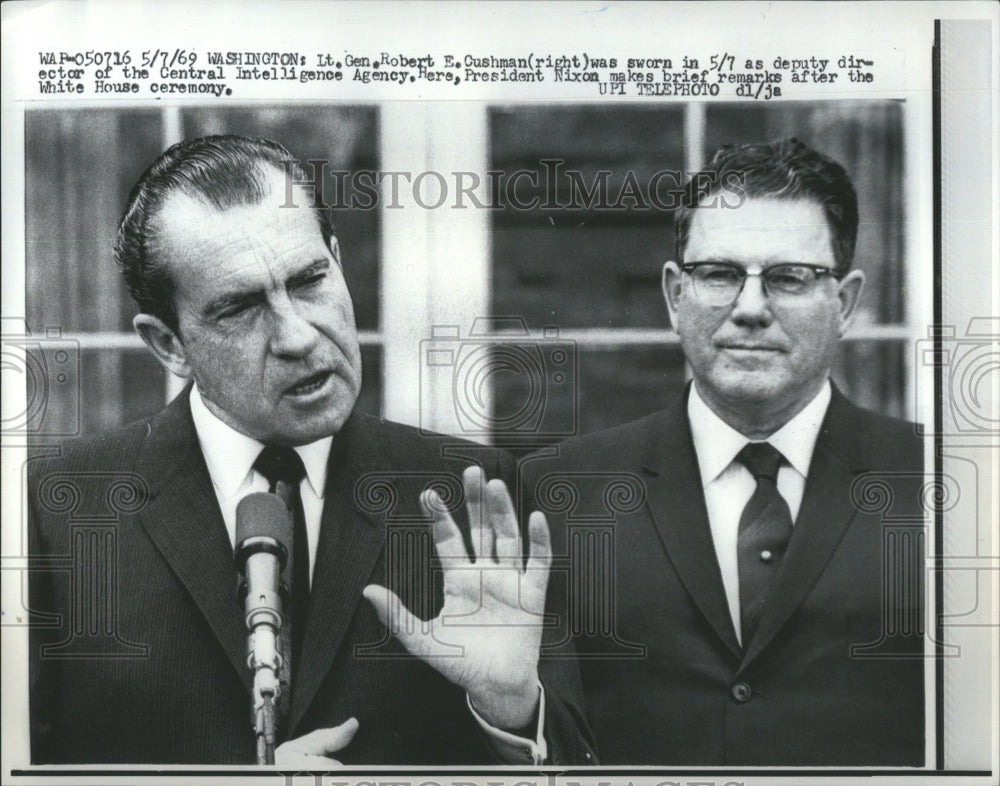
[852,404,920,442]
[27,416,157,481]
[826,393,924,472]
[529,409,670,469]
[346,411,516,479]
[25,410,173,546]
[861,409,924,469]
[26,393,195,501]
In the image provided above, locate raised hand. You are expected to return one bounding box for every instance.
[363,466,551,730]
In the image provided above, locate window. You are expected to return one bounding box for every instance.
[25,101,913,445]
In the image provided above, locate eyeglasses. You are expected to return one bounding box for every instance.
[680,261,843,307]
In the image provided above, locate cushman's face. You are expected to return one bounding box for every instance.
[141,169,362,446]
[662,197,865,435]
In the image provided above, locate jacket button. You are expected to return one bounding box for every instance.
[731,682,752,702]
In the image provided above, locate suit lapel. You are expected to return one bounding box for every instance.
[739,386,867,670]
[642,390,742,659]
[290,412,387,733]
[133,392,251,693]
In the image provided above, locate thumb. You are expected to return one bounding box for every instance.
[362,584,431,659]
[282,717,359,756]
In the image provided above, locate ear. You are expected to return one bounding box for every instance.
[133,314,192,379]
[661,261,684,327]
[328,234,341,266]
[835,269,866,337]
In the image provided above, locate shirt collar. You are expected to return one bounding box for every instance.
[767,382,831,477]
[688,380,831,487]
[189,384,332,499]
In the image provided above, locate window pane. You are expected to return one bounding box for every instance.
[26,109,166,334]
[490,106,685,329]
[833,340,907,419]
[489,344,687,452]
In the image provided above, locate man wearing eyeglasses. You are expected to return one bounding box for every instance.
[525,139,925,765]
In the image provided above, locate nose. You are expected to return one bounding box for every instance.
[268,298,320,358]
[729,273,773,326]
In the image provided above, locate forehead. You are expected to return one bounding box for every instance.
[154,173,327,292]
[685,197,834,266]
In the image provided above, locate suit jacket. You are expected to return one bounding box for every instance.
[28,392,595,765]
[521,385,926,766]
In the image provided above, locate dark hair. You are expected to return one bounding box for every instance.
[114,134,334,333]
[674,138,859,274]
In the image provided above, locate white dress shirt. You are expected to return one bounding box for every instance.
[687,381,832,644]
[187,385,547,762]
[190,384,328,585]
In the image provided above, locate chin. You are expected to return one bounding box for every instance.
[260,407,346,446]
[301,412,350,444]
[713,372,781,402]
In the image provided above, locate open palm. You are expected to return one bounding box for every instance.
[363,466,551,729]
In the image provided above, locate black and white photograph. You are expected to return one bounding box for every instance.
[1,2,996,783]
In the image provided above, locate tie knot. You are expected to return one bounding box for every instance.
[254,446,307,490]
[736,442,784,481]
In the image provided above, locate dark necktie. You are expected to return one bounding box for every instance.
[735,442,793,648]
[252,446,310,704]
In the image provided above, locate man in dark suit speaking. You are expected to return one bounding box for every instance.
[524,139,926,765]
[28,135,593,766]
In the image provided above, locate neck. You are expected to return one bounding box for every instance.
[694,379,827,441]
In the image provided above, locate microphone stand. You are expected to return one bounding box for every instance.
[251,478,295,764]
[235,492,292,766]
[245,583,282,765]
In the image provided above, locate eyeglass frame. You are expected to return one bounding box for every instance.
[678,261,845,306]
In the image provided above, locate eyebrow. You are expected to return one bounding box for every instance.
[202,258,331,319]
[286,258,330,286]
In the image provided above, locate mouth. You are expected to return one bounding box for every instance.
[285,370,334,397]
[716,343,784,353]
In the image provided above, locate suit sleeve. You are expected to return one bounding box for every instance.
[505,449,598,765]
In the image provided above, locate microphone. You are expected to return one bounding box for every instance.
[235,492,293,764]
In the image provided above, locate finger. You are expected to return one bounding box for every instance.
[279,717,360,756]
[463,466,491,561]
[486,478,521,566]
[525,511,552,588]
[362,584,431,660]
[421,489,469,564]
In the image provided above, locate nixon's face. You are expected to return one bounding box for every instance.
[154,170,362,446]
